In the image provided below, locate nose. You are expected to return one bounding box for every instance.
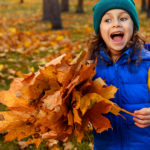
[112,19,121,28]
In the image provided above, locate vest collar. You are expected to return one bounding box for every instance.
[98,47,150,65]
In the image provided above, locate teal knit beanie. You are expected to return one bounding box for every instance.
[93,0,139,34]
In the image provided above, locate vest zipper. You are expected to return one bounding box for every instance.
[114,63,122,150]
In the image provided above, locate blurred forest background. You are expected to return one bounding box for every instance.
[0,0,150,149]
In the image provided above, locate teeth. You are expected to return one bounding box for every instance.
[117,32,121,34]
[111,31,124,39]
[114,32,122,35]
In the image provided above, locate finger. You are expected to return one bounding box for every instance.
[134,114,150,120]
[134,108,150,115]
[134,122,148,128]
[133,117,150,125]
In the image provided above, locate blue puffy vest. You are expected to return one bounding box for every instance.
[93,47,150,150]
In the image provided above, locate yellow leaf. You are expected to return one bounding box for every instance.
[24,41,32,47]
[110,103,134,118]
[0,64,4,70]
[50,144,62,150]
[16,71,26,78]
[50,42,57,47]
[9,27,16,34]
[72,89,81,109]
[26,138,42,148]
[35,49,39,53]
[40,65,56,79]
[80,93,108,115]
[56,36,64,41]
[73,108,82,125]
[0,32,3,37]
[30,67,35,72]
[25,31,31,35]
[148,68,150,91]
[90,78,118,99]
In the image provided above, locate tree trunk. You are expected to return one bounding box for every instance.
[141,0,147,12]
[61,0,69,12]
[148,0,150,18]
[42,0,62,29]
[20,0,24,3]
[43,0,51,20]
[76,0,84,13]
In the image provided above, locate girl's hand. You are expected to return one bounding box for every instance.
[133,108,150,128]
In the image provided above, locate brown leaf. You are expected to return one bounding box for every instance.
[43,91,62,110]
[74,124,84,143]
[69,50,87,66]
[80,93,109,115]
[0,78,29,107]
[26,138,42,148]
[56,62,74,86]
[73,108,82,125]
[87,101,112,133]
[110,103,134,118]
[67,111,74,126]
[88,78,118,99]
[0,110,32,132]
[72,89,82,109]
[39,65,56,80]
[5,125,35,141]
[21,72,49,100]
[45,54,66,66]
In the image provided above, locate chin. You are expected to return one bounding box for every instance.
[111,47,124,51]
[111,44,126,51]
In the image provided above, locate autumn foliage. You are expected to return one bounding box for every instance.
[0,51,133,147]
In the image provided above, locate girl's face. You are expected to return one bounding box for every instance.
[100,9,134,52]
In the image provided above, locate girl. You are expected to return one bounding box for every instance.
[88,0,150,149]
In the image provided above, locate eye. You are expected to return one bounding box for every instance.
[105,19,111,23]
[120,17,127,21]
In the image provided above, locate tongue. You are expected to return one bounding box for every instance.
[113,36,123,42]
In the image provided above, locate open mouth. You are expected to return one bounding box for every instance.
[110,31,124,43]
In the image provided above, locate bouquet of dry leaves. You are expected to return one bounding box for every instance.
[0,51,133,147]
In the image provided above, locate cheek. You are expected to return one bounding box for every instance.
[100,26,109,42]
[100,31,106,41]
[100,32,108,44]
[126,26,134,40]
[125,21,134,39]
